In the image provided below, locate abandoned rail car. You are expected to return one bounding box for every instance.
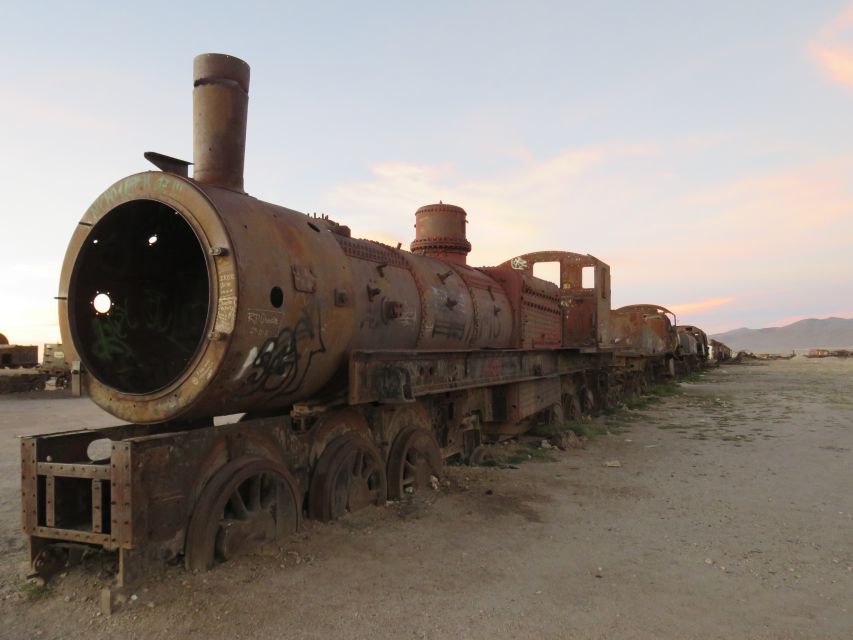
[21,54,717,603]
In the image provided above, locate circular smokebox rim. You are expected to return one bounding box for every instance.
[67,197,215,396]
[59,172,236,420]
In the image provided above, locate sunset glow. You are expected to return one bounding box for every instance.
[0,3,852,347]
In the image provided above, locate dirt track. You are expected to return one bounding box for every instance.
[0,359,851,639]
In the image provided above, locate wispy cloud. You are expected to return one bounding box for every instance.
[323,138,853,336]
[669,296,736,316]
[810,4,853,87]
[324,143,655,264]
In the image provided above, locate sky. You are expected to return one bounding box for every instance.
[1,1,852,347]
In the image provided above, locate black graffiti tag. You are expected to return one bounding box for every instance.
[241,307,326,396]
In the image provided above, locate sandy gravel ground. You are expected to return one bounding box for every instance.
[0,358,851,639]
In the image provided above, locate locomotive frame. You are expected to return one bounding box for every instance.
[19,54,727,612]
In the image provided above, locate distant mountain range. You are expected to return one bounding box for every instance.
[711,317,853,353]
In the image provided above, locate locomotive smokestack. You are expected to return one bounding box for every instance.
[192,53,250,192]
[410,202,472,265]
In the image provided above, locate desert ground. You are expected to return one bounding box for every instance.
[0,358,851,640]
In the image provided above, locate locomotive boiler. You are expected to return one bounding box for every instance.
[21,54,721,607]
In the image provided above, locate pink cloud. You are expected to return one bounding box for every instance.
[669,296,736,317]
[810,4,853,87]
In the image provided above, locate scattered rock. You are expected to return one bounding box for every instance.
[603,460,622,468]
[704,558,714,565]
[540,440,554,449]
[551,431,584,451]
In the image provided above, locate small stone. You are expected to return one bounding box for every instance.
[130,594,138,602]
[551,431,584,450]
[603,460,622,468]
[540,440,553,449]
[704,558,714,565]
[64,595,72,602]
[147,602,155,608]
[430,475,440,490]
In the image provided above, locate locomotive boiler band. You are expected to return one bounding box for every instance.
[20,54,730,596]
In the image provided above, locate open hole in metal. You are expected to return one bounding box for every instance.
[93,293,112,314]
[69,199,210,394]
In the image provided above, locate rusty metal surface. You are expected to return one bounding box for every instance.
[307,434,385,521]
[192,53,250,192]
[486,251,611,349]
[410,202,472,265]
[677,325,709,360]
[0,344,38,368]
[708,339,732,362]
[348,347,607,405]
[23,415,308,581]
[611,304,678,357]
[386,427,442,498]
[0,369,47,393]
[27,52,728,592]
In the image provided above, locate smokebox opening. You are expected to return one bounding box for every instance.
[69,200,211,394]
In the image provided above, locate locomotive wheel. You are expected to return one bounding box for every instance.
[185,457,301,572]
[469,444,497,466]
[308,434,386,522]
[387,427,442,499]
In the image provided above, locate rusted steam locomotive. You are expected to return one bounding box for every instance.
[21,54,725,598]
